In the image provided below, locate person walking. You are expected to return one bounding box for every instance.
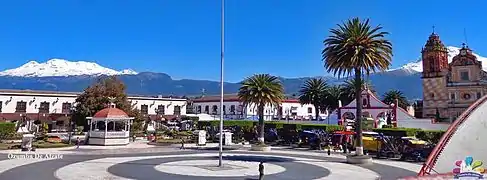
[259,161,264,180]
[76,137,80,149]
[180,138,185,150]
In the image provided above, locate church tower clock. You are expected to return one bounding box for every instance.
[421,32,449,118]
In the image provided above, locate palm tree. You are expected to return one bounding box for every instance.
[238,74,284,144]
[341,79,374,105]
[298,78,328,120]
[382,90,409,109]
[323,85,344,123]
[322,18,393,156]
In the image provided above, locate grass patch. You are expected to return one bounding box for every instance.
[33,141,73,149]
[0,142,21,150]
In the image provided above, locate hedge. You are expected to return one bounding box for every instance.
[0,122,16,140]
[197,120,446,144]
[198,120,343,133]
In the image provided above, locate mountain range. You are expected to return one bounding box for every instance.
[0,46,484,100]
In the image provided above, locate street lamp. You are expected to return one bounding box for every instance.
[68,107,76,144]
[218,0,225,167]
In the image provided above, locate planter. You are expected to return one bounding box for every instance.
[251,144,272,152]
[346,155,373,164]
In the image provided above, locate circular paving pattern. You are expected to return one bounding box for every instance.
[154,160,287,177]
[0,150,420,180]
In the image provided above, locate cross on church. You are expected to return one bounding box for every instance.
[432,26,435,34]
[462,43,466,48]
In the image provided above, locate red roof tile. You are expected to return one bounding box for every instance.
[93,107,129,118]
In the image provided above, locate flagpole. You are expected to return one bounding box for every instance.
[218,0,225,167]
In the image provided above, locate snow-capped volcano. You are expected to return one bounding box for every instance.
[0,59,137,77]
[390,46,487,73]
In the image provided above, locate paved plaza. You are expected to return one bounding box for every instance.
[0,142,421,180]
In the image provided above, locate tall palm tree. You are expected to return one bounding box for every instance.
[298,78,328,120]
[322,18,393,155]
[382,90,409,109]
[238,74,284,144]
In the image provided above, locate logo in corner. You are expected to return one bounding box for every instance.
[453,156,485,179]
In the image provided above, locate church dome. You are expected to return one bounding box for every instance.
[423,33,448,52]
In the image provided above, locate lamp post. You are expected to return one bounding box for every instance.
[218,0,225,167]
[68,107,76,144]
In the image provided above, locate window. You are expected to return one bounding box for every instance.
[205,105,209,114]
[16,101,27,113]
[307,107,312,113]
[62,103,72,114]
[238,105,243,115]
[174,105,181,115]
[141,105,148,115]
[230,105,235,114]
[463,93,471,100]
[450,93,456,100]
[0,101,2,113]
[430,93,435,98]
[460,71,469,81]
[212,105,217,114]
[197,106,201,113]
[362,99,368,106]
[157,105,165,115]
[320,108,326,114]
[39,102,50,113]
[477,92,482,99]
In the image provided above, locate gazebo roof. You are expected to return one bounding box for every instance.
[93,107,129,119]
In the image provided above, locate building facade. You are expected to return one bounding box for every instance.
[192,94,329,121]
[421,33,487,120]
[0,89,187,132]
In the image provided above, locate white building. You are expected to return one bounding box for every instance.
[337,89,450,131]
[0,89,187,132]
[192,94,329,121]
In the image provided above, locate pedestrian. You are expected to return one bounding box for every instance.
[317,137,322,151]
[180,138,185,150]
[132,134,136,142]
[259,161,264,180]
[76,137,80,149]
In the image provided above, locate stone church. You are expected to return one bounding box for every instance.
[421,32,487,121]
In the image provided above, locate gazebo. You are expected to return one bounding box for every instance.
[86,103,134,146]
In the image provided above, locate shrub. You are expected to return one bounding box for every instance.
[33,142,72,149]
[373,127,420,137]
[416,130,445,144]
[0,122,16,140]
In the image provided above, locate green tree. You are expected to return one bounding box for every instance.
[72,76,145,131]
[382,90,409,109]
[322,18,393,155]
[323,85,344,118]
[298,78,328,120]
[238,74,284,144]
[325,85,343,109]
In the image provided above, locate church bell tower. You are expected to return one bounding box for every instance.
[421,31,449,118]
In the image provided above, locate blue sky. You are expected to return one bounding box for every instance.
[0,0,486,82]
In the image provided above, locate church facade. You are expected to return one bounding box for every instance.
[421,33,487,120]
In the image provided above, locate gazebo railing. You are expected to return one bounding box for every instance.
[90,131,129,138]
